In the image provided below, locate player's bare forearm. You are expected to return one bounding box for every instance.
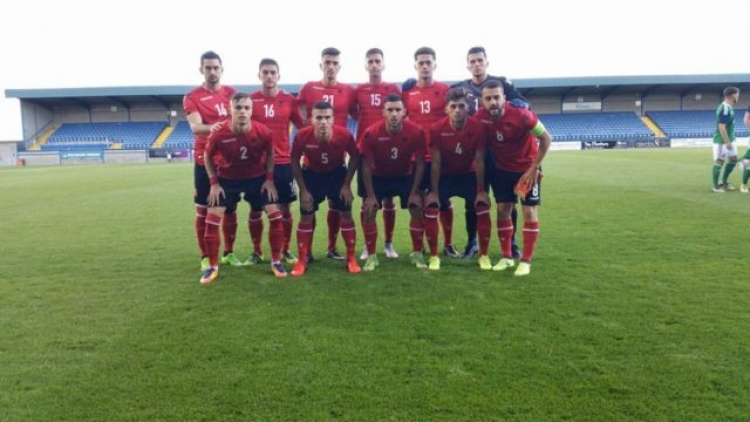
[362,158,376,198]
[411,158,425,196]
[474,151,485,190]
[430,150,441,193]
[291,159,308,194]
[719,125,732,146]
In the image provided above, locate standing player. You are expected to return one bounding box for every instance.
[201,93,286,284]
[183,51,240,272]
[359,93,428,271]
[477,80,551,276]
[353,48,401,260]
[247,58,305,265]
[451,46,528,259]
[290,102,361,276]
[711,86,740,192]
[297,47,356,260]
[741,103,750,193]
[402,47,459,258]
[424,88,491,271]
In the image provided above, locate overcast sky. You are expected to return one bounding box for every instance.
[1,0,747,140]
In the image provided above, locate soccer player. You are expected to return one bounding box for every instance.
[353,48,401,260]
[359,93,428,271]
[297,47,357,261]
[183,51,240,272]
[424,88,491,271]
[247,58,305,265]
[451,46,528,259]
[290,102,361,276]
[711,86,740,192]
[477,80,551,277]
[741,103,750,193]
[402,47,459,258]
[201,93,287,284]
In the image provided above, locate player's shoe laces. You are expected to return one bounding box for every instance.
[347,258,362,274]
[409,251,428,269]
[428,256,441,270]
[200,257,210,271]
[492,257,515,272]
[514,261,531,277]
[741,184,749,193]
[271,262,288,278]
[363,254,379,271]
[244,252,263,265]
[478,255,492,270]
[283,251,298,264]
[712,185,726,193]
[221,252,244,267]
[327,248,345,260]
[360,249,369,260]
[443,244,460,258]
[199,267,219,284]
[461,239,479,260]
[383,242,399,259]
[291,260,307,277]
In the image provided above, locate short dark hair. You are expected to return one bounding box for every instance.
[467,46,486,58]
[384,93,403,104]
[483,80,504,92]
[445,87,470,103]
[258,58,279,70]
[321,47,341,57]
[313,101,333,111]
[723,86,740,97]
[365,48,384,58]
[231,92,250,103]
[414,47,436,61]
[200,50,222,65]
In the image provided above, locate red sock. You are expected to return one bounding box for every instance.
[382,198,396,243]
[476,204,492,256]
[248,211,264,255]
[522,221,539,262]
[281,208,293,253]
[327,209,340,251]
[195,206,208,257]
[222,211,237,254]
[409,219,425,253]
[364,222,378,254]
[296,220,314,263]
[340,219,357,259]
[267,210,284,263]
[439,203,454,246]
[498,218,514,258]
[204,213,222,267]
[424,206,440,257]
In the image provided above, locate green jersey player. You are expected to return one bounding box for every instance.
[712,86,740,192]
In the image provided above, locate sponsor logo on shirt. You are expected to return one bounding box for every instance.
[221,138,237,144]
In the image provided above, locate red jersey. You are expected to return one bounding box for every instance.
[404,81,450,161]
[183,85,237,165]
[429,116,485,175]
[205,121,273,180]
[360,120,426,178]
[476,106,540,172]
[297,81,355,128]
[353,82,400,144]
[292,125,358,174]
[404,81,450,129]
[250,90,304,165]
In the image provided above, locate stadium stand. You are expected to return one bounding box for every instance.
[647,110,750,138]
[162,121,194,150]
[538,112,653,141]
[46,122,166,150]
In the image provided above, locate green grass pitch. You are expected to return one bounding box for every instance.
[1,148,749,421]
